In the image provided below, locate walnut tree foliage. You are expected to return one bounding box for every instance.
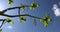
[0,0,52,32]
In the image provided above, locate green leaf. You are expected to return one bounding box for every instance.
[30,6,34,10]
[47,18,52,22]
[44,14,52,22]
[44,21,48,27]
[0,28,2,32]
[44,14,49,18]
[34,18,36,26]
[40,18,44,22]
[5,18,14,25]
[30,2,40,10]
[20,16,26,23]
[20,4,26,12]
[22,8,25,12]
[43,14,50,22]
[8,21,14,25]
[4,18,10,23]
[8,0,14,6]
[5,18,10,21]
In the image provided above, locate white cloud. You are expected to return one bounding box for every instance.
[6,26,13,29]
[52,4,60,16]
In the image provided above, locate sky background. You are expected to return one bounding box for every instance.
[0,0,60,32]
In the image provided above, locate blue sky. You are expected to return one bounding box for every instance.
[0,0,60,32]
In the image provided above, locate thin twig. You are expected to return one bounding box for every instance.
[18,8,20,21]
[0,20,5,28]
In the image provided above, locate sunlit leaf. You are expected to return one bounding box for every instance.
[21,7,25,12]
[30,2,40,10]
[0,28,2,32]
[5,18,10,21]
[44,14,52,22]
[9,21,14,25]
[30,6,34,10]
[20,4,26,12]
[8,0,14,6]
[47,18,52,22]
[40,18,44,22]
[4,18,14,25]
[4,18,10,24]
[44,21,48,27]
[39,14,52,27]
[34,18,36,26]
[43,14,50,21]
[22,20,26,23]
[20,16,26,23]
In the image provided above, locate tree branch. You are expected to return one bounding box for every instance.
[2,6,30,13]
[0,5,40,28]
[2,7,20,13]
[0,19,4,21]
[1,14,41,19]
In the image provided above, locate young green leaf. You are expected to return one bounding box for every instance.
[4,18,10,23]
[8,0,14,6]
[20,16,26,23]
[47,18,52,22]
[4,18,14,25]
[8,21,14,25]
[40,18,44,22]
[30,2,40,10]
[20,4,26,12]
[44,14,52,22]
[22,8,25,12]
[43,14,50,22]
[30,6,34,10]
[44,21,48,27]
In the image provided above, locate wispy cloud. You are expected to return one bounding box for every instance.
[59,2,60,6]
[6,26,13,29]
[52,3,60,16]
